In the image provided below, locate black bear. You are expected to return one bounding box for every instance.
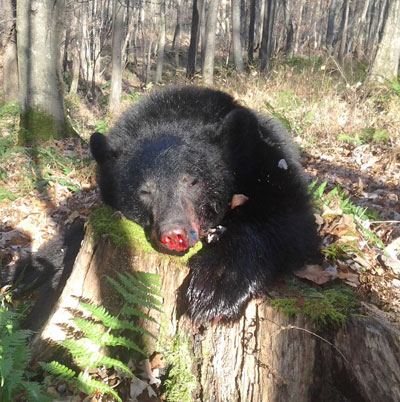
[90,86,320,323]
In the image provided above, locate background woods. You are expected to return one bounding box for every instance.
[1,0,399,120]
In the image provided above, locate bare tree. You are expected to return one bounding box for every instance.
[248,0,257,64]
[2,0,18,103]
[187,0,201,78]
[17,0,74,142]
[155,0,167,83]
[260,0,276,72]
[202,0,220,84]
[172,0,182,68]
[69,4,81,95]
[283,0,294,58]
[338,0,350,64]
[109,0,125,114]
[232,0,244,72]
[368,0,400,83]
[326,0,339,54]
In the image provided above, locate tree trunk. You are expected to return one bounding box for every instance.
[202,0,220,85]
[338,0,350,64]
[283,0,294,58]
[199,0,207,69]
[17,0,74,142]
[69,5,81,95]
[31,213,400,402]
[368,0,400,83]
[172,0,182,68]
[355,0,371,58]
[2,0,18,103]
[232,0,244,72]
[248,0,256,64]
[155,0,166,83]
[260,0,276,72]
[109,0,125,115]
[326,0,338,55]
[187,0,200,78]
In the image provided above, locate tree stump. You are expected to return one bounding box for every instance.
[32,208,400,402]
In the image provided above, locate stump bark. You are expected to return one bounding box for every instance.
[32,222,400,402]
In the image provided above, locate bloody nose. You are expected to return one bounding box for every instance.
[160,228,189,252]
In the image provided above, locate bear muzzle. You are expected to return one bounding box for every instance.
[152,226,199,254]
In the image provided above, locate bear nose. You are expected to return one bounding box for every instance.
[160,228,189,252]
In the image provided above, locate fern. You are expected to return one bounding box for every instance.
[39,361,76,382]
[79,302,156,338]
[0,307,51,402]
[77,371,122,402]
[41,270,163,401]
[107,275,163,312]
[312,181,385,249]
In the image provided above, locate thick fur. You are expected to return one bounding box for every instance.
[90,86,320,323]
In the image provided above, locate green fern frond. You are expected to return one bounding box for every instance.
[0,307,49,402]
[79,303,118,327]
[71,318,148,356]
[72,318,105,341]
[38,271,163,401]
[99,333,147,356]
[134,271,162,286]
[39,361,76,382]
[77,371,122,402]
[79,352,133,376]
[20,380,53,402]
[62,339,133,375]
[120,305,157,323]
[120,271,163,297]
[116,272,163,305]
[107,276,163,312]
[78,302,155,338]
[62,339,96,362]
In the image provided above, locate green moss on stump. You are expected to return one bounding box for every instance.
[88,205,202,263]
[156,325,197,402]
[271,281,359,329]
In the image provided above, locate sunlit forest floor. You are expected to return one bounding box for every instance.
[1,58,400,327]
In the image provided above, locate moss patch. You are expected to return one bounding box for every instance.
[156,329,197,402]
[270,280,359,329]
[88,205,202,263]
[19,107,77,144]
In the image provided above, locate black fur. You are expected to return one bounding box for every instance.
[90,86,320,323]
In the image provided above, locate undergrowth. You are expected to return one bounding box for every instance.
[0,305,51,401]
[40,270,163,401]
[311,180,384,253]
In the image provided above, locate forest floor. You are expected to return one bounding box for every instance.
[1,59,400,329]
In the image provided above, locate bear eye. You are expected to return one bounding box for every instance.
[140,189,151,196]
[139,185,153,198]
[190,178,198,186]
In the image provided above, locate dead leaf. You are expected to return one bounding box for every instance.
[321,204,343,220]
[139,359,162,386]
[151,353,167,370]
[294,264,337,284]
[360,156,378,171]
[326,214,357,237]
[337,271,360,287]
[129,377,159,402]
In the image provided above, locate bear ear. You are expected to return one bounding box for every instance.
[218,108,261,157]
[90,132,120,164]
